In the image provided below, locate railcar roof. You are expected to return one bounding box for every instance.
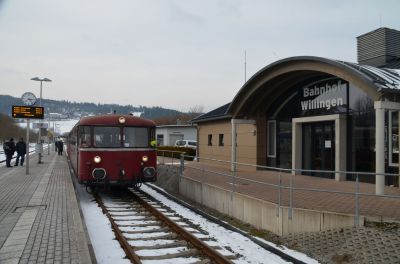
[77,114,155,127]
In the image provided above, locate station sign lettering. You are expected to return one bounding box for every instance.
[12,105,44,119]
[300,79,348,115]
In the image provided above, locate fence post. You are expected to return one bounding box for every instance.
[277,169,281,217]
[179,153,184,182]
[231,166,236,201]
[201,164,205,206]
[162,151,165,165]
[355,173,360,226]
[289,171,293,220]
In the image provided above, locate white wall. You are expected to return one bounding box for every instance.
[156,125,197,146]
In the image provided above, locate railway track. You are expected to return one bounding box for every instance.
[94,188,236,264]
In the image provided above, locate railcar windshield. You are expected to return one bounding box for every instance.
[123,127,149,148]
[93,127,121,148]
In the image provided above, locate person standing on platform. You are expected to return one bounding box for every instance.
[15,138,27,166]
[55,139,59,153]
[3,138,16,168]
[58,139,64,155]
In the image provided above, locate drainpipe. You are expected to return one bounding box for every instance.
[375,101,385,195]
[231,119,237,172]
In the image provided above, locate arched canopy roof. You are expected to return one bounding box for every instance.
[228,56,400,118]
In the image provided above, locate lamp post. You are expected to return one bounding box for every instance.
[31,77,52,163]
[47,108,51,155]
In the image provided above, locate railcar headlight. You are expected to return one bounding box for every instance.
[118,116,126,124]
[142,156,148,162]
[94,156,102,163]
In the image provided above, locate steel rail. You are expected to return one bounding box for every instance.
[129,189,234,264]
[94,193,142,264]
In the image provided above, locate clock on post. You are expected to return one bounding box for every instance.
[21,92,37,106]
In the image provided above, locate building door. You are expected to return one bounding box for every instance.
[302,122,335,178]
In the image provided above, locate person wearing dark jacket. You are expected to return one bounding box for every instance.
[3,138,16,168]
[57,140,64,155]
[15,138,27,166]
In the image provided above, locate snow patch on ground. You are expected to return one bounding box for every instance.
[17,119,80,135]
[1,143,45,166]
[77,185,130,264]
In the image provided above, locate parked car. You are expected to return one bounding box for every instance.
[175,140,197,149]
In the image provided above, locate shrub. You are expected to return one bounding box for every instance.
[157,146,196,161]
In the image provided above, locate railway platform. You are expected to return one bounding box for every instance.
[0,151,93,264]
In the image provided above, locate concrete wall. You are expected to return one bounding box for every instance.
[198,120,257,166]
[179,176,364,236]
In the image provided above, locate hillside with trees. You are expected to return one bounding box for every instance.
[152,105,204,125]
[0,94,204,125]
[1,94,185,120]
[0,114,38,143]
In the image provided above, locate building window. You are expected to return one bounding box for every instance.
[208,134,212,146]
[268,120,276,158]
[157,134,164,146]
[219,134,224,146]
[389,111,399,166]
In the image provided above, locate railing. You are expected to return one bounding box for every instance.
[157,150,186,165]
[158,152,400,225]
[0,144,47,164]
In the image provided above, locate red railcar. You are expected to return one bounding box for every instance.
[67,114,157,188]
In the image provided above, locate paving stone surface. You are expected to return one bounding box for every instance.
[0,152,92,264]
[283,224,400,264]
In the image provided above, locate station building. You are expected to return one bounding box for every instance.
[192,27,400,194]
[156,124,197,146]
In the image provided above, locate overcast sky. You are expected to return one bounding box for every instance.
[1,0,399,112]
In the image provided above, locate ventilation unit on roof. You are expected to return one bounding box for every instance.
[357,27,400,68]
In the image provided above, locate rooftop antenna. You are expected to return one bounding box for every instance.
[244,50,247,83]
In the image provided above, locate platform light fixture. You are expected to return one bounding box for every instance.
[30,77,52,107]
[31,76,52,163]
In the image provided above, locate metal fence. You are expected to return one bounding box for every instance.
[157,152,400,225]
[0,144,45,164]
[157,150,186,165]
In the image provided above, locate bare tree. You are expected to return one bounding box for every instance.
[152,105,204,126]
[0,114,38,143]
[188,105,204,115]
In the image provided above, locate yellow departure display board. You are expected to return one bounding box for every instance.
[12,105,44,119]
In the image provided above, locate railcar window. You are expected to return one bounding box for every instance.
[78,126,91,147]
[124,127,149,148]
[93,127,121,148]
